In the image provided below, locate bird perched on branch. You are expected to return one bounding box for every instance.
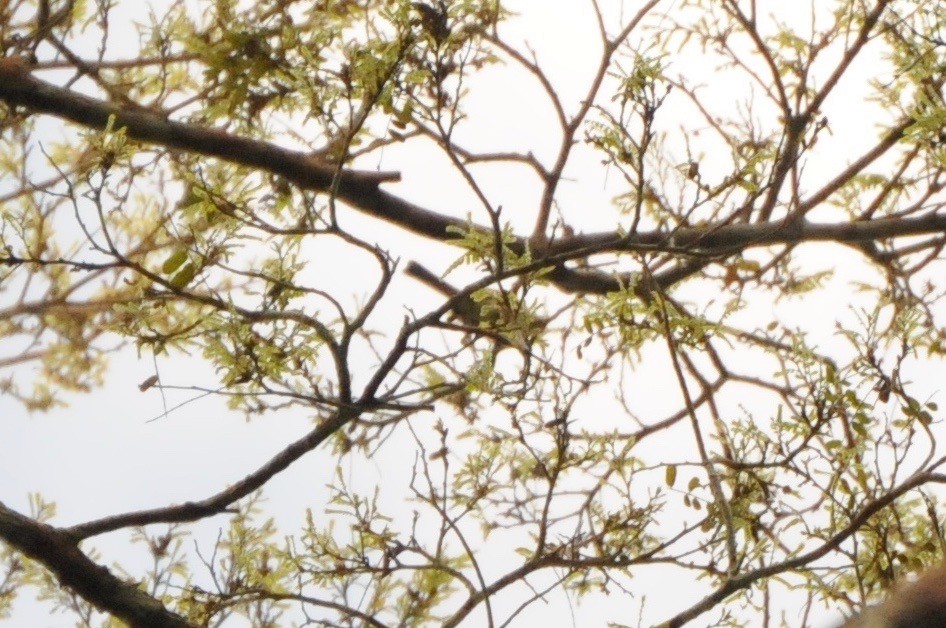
[412,2,450,44]
[404,261,549,353]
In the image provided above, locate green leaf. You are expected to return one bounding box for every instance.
[169,262,197,289]
[665,464,677,487]
[161,249,189,274]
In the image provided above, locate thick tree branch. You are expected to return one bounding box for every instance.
[0,62,398,190]
[557,212,946,256]
[2,63,942,300]
[0,502,193,627]
[0,63,471,239]
[0,63,654,293]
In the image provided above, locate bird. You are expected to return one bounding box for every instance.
[404,261,548,352]
[405,261,482,327]
[411,2,450,44]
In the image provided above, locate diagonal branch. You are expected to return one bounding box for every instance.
[0,62,463,239]
[661,468,946,627]
[65,410,351,540]
[0,502,193,627]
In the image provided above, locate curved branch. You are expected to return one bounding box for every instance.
[66,410,351,540]
[661,469,946,627]
[0,502,193,627]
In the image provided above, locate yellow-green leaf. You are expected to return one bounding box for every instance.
[162,248,189,274]
[169,261,197,289]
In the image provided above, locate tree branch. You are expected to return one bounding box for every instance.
[557,212,946,256]
[661,469,946,627]
[2,63,941,300]
[65,411,351,540]
[0,502,193,627]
